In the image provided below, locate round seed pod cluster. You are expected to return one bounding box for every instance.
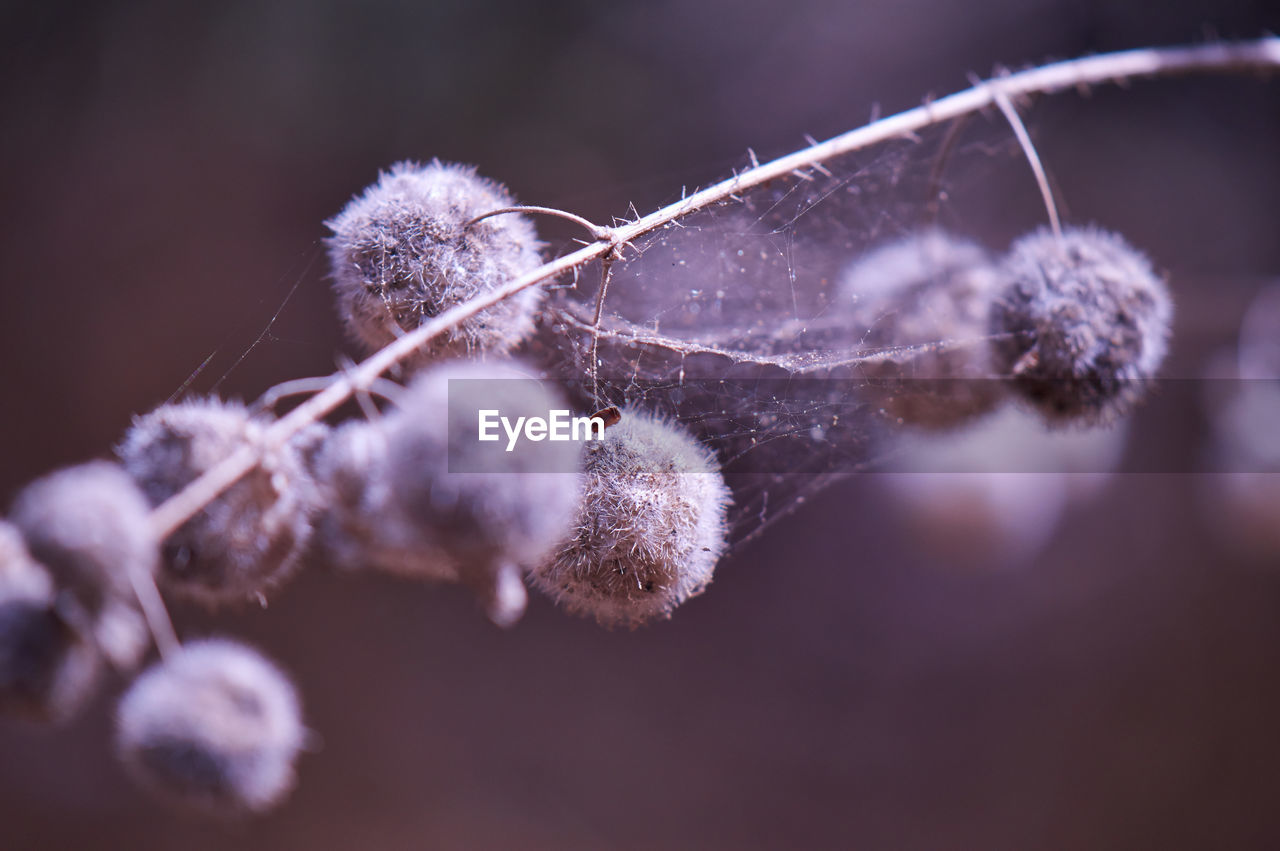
[841,228,1006,429]
[530,409,731,629]
[2,462,160,721]
[117,398,320,607]
[989,225,1172,424]
[313,360,582,627]
[115,639,305,815]
[326,159,545,365]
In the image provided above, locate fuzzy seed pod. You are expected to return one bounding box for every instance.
[116,639,304,815]
[841,229,1005,429]
[117,398,318,606]
[0,597,103,722]
[10,462,157,617]
[314,362,582,626]
[310,418,455,580]
[0,522,102,721]
[326,160,544,365]
[386,363,582,566]
[9,462,156,671]
[989,226,1172,424]
[531,409,731,629]
[0,520,52,601]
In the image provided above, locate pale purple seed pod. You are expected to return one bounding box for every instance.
[312,361,582,626]
[531,409,731,629]
[384,361,582,626]
[325,160,544,365]
[115,639,304,816]
[989,226,1173,424]
[841,228,1005,428]
[117,398,318,606]
[311,418,456,580]
[0,597,103,723]
[0,520,52,601]
[10,462,157,618]
[9,462,156,672]
[0,522,102,722]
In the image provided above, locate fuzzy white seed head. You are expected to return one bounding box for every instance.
[313,361,582,626]
[841,228,1005,428]
[376,363,580,623]
[0,596,103,723]
[117,398,318,606]
[9,462,156,672]
[386,362,582,568]
[989,226,1172,424]
[10,461,157,617]
[325,160,544,365]
[0,523,104,722]
[842,228,990,304]
[311,419,456,580]
[531,409,731,629]
[0,520,53,601]
[116,639,304,815]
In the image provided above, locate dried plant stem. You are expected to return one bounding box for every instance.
[986,80,1063,239]
[253,375,404,413]
[147,38,1280,541]
[589,254,617,404]
[464,206,613,241]
[127,560,180,659]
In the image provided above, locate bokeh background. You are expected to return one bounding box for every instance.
[2,1,1280,848]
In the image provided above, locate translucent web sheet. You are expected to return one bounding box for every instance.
[523,120,1036,546]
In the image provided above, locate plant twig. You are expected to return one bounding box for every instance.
[146,37,1280,542]
[126,560,180,660]
[464,206,613,241]
[589,252,618,405]
[982,75,1063,239]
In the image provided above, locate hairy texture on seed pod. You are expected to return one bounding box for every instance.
[841,229,1005,429]
[0,597,102,722]
[311,419,456,581]
[0,521,52,601]
[116,639,304,815]
[9,462,156,671]
[10,462,156,616]
[989,226,1172,424]
[325,160,544,365]
[0,522,102,721]
[338,361,581,626]
[117,398,318,606]
[532,409,731,629]
[312,362,581,626]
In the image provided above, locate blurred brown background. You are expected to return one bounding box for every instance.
[2,1,1280,848]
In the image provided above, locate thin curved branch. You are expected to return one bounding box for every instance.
[148,37,1280,540]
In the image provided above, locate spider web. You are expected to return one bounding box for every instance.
[522,119,1036,547]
